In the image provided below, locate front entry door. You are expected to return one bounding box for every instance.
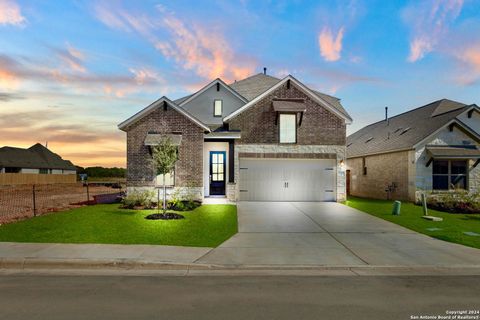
[209,151,226,195]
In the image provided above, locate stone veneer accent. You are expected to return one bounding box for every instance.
[228,81,346,145]
[234,144,347,202]
[415,126,480,194]
[126,186,204,202]
[238,152,336,159]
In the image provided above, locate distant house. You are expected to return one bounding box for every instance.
[0,143,77,185]
[346,99,480,202]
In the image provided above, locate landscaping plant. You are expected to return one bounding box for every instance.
[426,190,480,214]
[121,189,155,209]
[149,136,183,220]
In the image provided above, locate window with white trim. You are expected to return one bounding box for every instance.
[156,170,175,187]
[432,160,467,190]
[279,114,296,143]
[214,100,222,117]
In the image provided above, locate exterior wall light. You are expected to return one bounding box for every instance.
[339,159,346,171]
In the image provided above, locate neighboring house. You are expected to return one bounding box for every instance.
[119,72,352,202]
[0,143,77,185]
[346,99,480,202]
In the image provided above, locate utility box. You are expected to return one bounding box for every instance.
[392,201,401,215]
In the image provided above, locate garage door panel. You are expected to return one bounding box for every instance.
[239,158,336,202]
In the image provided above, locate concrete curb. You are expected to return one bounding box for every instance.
[2,257,480,276]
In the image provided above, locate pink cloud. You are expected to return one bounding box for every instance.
[129,68,163,86]
[56,43,87,73]
[156,15,256,82]
[0,0,25,26]
[94,2,257,82]
[318,27,345,62]
[404,0,463,62]
[0,68,19,89]
[451,44,480,85]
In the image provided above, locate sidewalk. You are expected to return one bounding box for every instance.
[2,242,480,276]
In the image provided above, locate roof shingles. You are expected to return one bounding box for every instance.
[347,99,471,158]
[0,143,76,170]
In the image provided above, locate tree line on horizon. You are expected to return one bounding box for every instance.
[75,166,126,178]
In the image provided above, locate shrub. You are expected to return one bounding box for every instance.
[121,190,156,209]
[167,186,201,211]
[426,190,480,214]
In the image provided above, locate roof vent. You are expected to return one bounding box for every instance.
[365,137,374,143]
[347,142,353,147]
[263,67,267,75]
[400,127,411,135]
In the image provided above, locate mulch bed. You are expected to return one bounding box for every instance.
[145,213,185,220]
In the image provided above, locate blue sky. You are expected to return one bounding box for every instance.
[1,0,479,167]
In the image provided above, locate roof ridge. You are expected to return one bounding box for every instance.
[228,72,280,85]
[349,99,467,136]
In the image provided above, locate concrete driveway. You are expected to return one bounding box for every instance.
[197,202,480,266]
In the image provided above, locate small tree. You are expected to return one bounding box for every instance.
[151,137,178,214]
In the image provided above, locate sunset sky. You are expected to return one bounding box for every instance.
[1,0,479,167]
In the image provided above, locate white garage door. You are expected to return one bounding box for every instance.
[239,158,336,201]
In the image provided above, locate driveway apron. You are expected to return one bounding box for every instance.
[197,202,480,266]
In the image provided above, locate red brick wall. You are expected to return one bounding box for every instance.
[229,82,346,145]
[124,106,204,187]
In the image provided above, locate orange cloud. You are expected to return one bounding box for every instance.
[156,15,256,82]
[405,0,463,62]
[94,2,256,82]
[318,27,344,62]
[460,47,480,71]
[60,44,87,73]
[0,0,25,26]
[452,44,480,85]
[0,68,19,89]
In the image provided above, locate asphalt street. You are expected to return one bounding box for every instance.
[0,274,479,320]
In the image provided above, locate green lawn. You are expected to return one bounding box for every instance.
[0,204,237,247]
[346,197,480,249]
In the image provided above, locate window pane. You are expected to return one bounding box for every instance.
[451,161,467,174]
[450,175,467,189]
[433,160,448,174]
[156,170,175,186]
[218,165,224,173]
[212,153,217,163]
[218,173,224,181]
[214,100,222,116]
[279,114,296,143]
[218,153,224,163]
[432,175,449,190]
[212,164,218,174]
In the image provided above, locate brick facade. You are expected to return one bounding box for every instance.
[229,81,346,145]
[347,151,411,201]
[124,106,204,188]
[123,79,348,202]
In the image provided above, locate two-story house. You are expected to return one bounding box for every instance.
[118,71,352,202]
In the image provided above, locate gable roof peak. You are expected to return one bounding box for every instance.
[431,98,467,117]
[225,74,352,123]
[118,96,211,132]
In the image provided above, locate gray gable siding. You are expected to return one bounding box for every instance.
[180,84,245,126]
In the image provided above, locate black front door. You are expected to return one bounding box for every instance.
[209,151,226,195]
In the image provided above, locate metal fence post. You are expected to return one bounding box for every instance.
[32,184,36,217]
[86,182,90,204]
